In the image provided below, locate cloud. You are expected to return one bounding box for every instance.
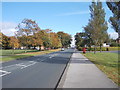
[108,32,118,39]
[0,22,17,36]
[56,11,89,16]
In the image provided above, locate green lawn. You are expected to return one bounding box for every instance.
[83,52,119,86]
[0,49,60,62]
[0,49,39,56]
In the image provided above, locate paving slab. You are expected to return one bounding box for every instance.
[61,51,118,88]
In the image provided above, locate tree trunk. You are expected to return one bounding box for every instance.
[24,45,27,53]
[25,36,28,53]
[100,45,102,52]
[12,48,15,55]
[39,45,41,51]
[94,45,96,54]
[89,46,91,52]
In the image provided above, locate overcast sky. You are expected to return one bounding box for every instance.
[1,2,118,40]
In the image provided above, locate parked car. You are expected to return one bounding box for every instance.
[61,48,65,51]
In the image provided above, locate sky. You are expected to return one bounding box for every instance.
[1,2,118,40]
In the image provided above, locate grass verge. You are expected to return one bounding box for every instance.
[0,49,60,62]
[0,49,39,56]
[83,52,119,86]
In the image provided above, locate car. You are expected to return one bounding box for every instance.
[61,48,65,51]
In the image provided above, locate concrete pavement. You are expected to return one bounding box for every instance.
[58,51,118,88]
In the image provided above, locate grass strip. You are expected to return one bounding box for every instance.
[0,49,60,62]
[82,52,119,86]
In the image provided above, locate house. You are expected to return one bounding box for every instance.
[40,46,45,50]
[20,46,26,49]
[116,38,120,43]
[102,43,110,47]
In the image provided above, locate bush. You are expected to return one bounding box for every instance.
[77,47,82,51]
[77,47,119,51]
[110,42,119,47]
[86,47,106,51]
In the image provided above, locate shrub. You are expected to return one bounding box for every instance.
[110,42,119,47]
[76,47,83,51]
[77,47,119,51]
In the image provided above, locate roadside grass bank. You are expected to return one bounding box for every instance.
[82,52,119,86]
[0,49,60,62]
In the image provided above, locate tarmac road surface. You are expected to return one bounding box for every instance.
[1,49,74,89]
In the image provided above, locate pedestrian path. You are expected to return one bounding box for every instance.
[60,51,118,88]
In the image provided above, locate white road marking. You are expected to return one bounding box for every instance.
[0,61,37,77]
[49,54,58,58]
[29,61,35,63]
[1,61,37,70]
[41,60,45,62]
[16,64,27,67]
[0,70,11,77]
[49,57,52,58]
[21,62,37,69]
[0,63,26,69]
[0,64,16,69]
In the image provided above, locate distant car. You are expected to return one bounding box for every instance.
[61,48,65,51]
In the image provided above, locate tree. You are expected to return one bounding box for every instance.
[15,19,41,36]
[98,32,109,52]
[9,36,20,54]
[0,32,2,49]
[34,30,49,50]
[106,2,120,38]
[57,31,71,48]
[15,18,41,51]
[17,35,27,48]
[9,36,19,49]
[44,29,52,49]
[85,1,108,53]
[40,30,51,48]
[83,24,94,51]
[50,32,62,48]
[27,35,36,48]
[75,33,85,48]
[2,33,10,49]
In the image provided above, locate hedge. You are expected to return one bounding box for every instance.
[77,47,119,51]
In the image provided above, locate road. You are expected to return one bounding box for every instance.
[1,49,74,89]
